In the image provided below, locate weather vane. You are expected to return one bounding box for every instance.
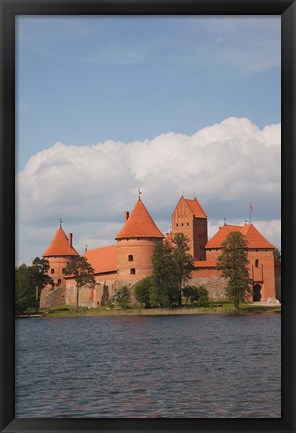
[138,188,142,200]
[59,218,63,227]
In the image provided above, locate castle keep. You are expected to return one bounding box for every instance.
[40,196,277,308]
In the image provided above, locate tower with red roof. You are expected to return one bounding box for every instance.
[43,225,79,290]
[115,198,164,281]
[171,196,208,260]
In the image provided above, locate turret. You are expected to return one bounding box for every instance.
[172,196,208,260]
[42,226,79,289]
[115,198,164,281]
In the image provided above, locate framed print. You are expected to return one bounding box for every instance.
[1,0,295,432]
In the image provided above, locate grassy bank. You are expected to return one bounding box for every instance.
[19,302,281,318]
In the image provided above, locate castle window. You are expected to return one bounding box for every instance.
[130,268,136,275]
[57,279,62,285]
[187,223,189,226]
[255,259,259,268]
[181,223,184,226]
[128,255,133,262]
[62,268,66,274]
[51,269,54,274]
[176,223,178,227]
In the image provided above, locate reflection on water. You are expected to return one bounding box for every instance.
[15,314,281,417]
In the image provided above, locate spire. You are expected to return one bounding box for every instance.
[115,199,164,240]
[43,226,79,257]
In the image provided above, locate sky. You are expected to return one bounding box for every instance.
[15,16,281,265]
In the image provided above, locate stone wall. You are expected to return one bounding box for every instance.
[190,276,227,301]
[40,286,66,308]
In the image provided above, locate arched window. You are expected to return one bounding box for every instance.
[57,279,62,285]
[255,259,259,268]
[130,268,136,275]
[128,255,133,262]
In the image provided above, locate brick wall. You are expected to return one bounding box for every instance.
[172,197,207,260]
[45,256,74,289]
[116,238,161,281]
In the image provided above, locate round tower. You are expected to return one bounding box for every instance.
[115,198,164,282]
[42,226,79,289]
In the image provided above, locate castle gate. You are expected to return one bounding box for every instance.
[253,284,262,302]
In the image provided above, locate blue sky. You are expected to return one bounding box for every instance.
[16,16,281,264]
[16,16,280,170]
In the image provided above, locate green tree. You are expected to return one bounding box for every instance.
[65,256,95,311]
[217,232,250,310]
[171,233,194,306]
[15,264,35,315]
[30,257,54,311]
[273,248,281,261]
[135,277,153,308]
[189,285,209,307]
[111,286,131,309]
[182,285,196,305]
[151,241,178,308]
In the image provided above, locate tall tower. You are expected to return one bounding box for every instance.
[43,226,79,289]
[115,198,164,281]
[172,196,208,260]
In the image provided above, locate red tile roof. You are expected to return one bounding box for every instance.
[185,198,207,218]
[43,227,79,257]
[194,260,217,268]
[115,199,164,240]
[83,245,117,274]
[205,224,275,249]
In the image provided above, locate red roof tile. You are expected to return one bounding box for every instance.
[194,260,217,268]
[115,199,164,240]
[83,245,117,274]
[43,227,79,257]
[205,224,275,249]
[185,198,207,218]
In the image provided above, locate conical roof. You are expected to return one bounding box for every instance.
[43,226,79,257]
[115,199,164,240]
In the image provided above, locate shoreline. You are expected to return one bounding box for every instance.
[17,304,281,318]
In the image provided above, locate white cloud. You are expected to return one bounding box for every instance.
[16,117,281,262]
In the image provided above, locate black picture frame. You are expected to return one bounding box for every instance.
[0,0,295,432]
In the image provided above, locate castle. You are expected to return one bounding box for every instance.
[40,195,278,308]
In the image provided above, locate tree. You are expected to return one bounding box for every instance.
[189,285,209,307]
[135,277,153,308]
[182,285,209,307]
[64,256,95,311]
[273,248,281,261]
[217,232,250,310]
[151,241,178,308]
[30,257,54,311]
[111,286,131,309]
[171,233,194,306]
[182,285,196,305]
[15,264,35,315]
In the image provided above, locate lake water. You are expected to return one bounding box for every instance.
[15,313,281,418]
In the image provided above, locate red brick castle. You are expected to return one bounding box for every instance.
[40,195,278,308]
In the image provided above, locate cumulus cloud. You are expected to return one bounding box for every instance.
[16,117,281,263]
